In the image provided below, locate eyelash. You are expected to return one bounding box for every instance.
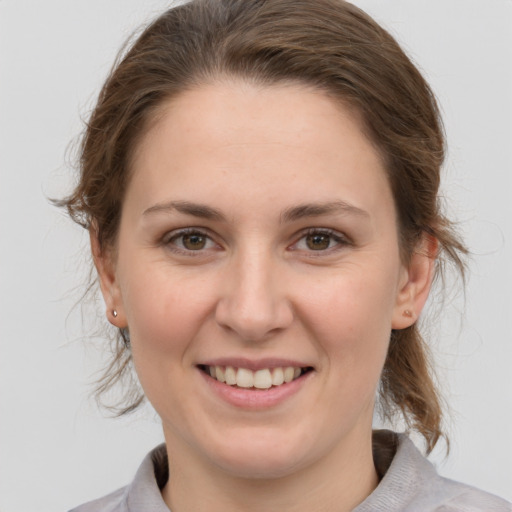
[162,228,219,256]
[290,228,351,255]
[161,227,351,256]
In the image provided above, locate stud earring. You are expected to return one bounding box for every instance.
[403,309,413,318]
[113,310,118,318]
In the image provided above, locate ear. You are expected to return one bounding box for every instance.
[90,225,127,328]
[392,234,438,329]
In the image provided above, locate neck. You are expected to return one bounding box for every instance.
[161,429,378,512]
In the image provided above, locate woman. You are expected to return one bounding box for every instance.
[61,0,510,510]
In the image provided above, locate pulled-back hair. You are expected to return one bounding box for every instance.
[60,0,466,453]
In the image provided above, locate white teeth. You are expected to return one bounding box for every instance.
[236,368,254,388]
[284,367,295,383]
[205,365,305,388]
[271,367,284,386]
[215,366,226,383]
[254,369,272,389]
[225,366,237,385]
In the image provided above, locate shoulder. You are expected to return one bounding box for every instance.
[432,476,512,512]
[68,444,169,512]
[355,431,511,512]
[68,486,127,512]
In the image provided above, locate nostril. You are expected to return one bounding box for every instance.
[215,299,294,342]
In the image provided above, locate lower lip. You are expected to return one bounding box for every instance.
[199,369,312,409]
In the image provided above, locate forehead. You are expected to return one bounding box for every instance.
[127,80,392,220]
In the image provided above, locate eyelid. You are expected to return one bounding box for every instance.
[162,226,206,241]
[162,227,221,254]
[160,226,351,256]
[289,227,352,253]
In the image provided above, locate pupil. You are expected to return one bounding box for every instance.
[306,234,330,250]
[183,234,206,250]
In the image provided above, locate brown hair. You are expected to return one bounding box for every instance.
[60,0,466,453]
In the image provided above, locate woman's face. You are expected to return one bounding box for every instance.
[97,81,429,478]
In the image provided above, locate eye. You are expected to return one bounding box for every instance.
[292,229,349,252]
[164,228,218,253]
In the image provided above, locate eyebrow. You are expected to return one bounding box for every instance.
[143,200,226,221]
[142,199,369,223]
[280,201,369,223]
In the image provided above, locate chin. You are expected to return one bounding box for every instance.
[213,452,307,480]
[204,429,314,480]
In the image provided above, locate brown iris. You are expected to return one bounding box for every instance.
[182,233,207,250]
[306,233,331,250]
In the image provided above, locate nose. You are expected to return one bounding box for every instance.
[215,249,294,342]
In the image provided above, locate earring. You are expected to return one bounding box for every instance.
[113,309,118,318]
[403,309,413,318]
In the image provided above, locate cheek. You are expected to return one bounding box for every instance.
[119,262,212,363]
[301,265,397,333]
[298,266,398,376]
[119,268,216,417]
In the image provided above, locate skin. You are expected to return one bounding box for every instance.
[93,80,435,512]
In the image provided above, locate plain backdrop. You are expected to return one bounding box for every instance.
[1,1,511,510]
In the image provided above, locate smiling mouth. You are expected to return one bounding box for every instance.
[198,365,313,390]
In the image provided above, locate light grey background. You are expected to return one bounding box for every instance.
[1,1,511,510]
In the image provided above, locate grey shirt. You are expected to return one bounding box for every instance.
[70,431,511,511]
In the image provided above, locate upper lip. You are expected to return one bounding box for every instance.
[198,357,313,371]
